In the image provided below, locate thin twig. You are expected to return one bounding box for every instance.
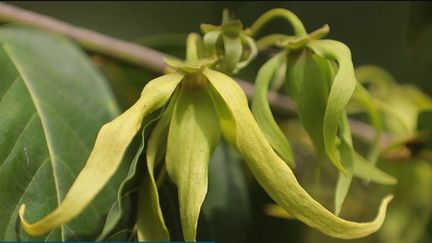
[0,2,296,113]
[0,2,388,144]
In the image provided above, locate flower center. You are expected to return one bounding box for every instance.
[182,73,208,89]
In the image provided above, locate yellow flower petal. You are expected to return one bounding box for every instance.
[252,52,295,167]
[204,68,393,239]
[136,89,180,241]
[19,73,184,236]
[308,40,357,174]
[166,81,221,241]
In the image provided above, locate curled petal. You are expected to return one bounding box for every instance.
[334,115,355,216]
[166,84,221,241]
[222,35,243,73]
[351,83,383,164]
[285,50,331,158]
[352,153,397,185]
[19,73,184,235]
[203,31,221,58]
[236,35,258,70]
[204,68,393,239]
[251,52,294,167]
[308,40,357,174]
[137,89,180,241]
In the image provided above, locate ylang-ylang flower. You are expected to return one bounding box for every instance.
[19,33,393,242]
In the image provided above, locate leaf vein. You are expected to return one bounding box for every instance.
[0,75,20,107]
[0,112,37,170]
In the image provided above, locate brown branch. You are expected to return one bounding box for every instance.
[0,2,389,145]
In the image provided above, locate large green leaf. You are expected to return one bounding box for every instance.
[0,26,125,240]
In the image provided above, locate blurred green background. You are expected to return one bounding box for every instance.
[6,2,432,243]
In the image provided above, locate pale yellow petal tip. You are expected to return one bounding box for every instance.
[18,204,43,236]
[263,204,296,220]
[388,177,398,185]
[383,194,394,204]
[18,204,27,224]
[18,204,31,233]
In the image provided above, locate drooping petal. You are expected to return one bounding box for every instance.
[285,50,331,158]
[270,53,287,91]
[97,112,161,240]
[251,52,295,167]
[165,82,221,241]
[351,83,383,164]
[136,89,180,241]
[334,115,355,216]
[204,68,393,239]
[19,73,184,236]
[352,153,397,185]
[236,35,258,70]
[307,40,357,174]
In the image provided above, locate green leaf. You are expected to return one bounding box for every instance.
[308,40,357,174]
[285,50,331,158]
[252,52,294,167]
[165,83,221,241]
[136,89,180,241]
[0,26,122,240]
[204,68,393,239]
[18,61,183,236]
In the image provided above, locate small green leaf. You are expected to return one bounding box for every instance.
[165,83,221,241]
[252,52,294,167]
[308,40,357,174]
[204,68,393,239]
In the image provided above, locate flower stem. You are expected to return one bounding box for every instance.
[249,8,307,37]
